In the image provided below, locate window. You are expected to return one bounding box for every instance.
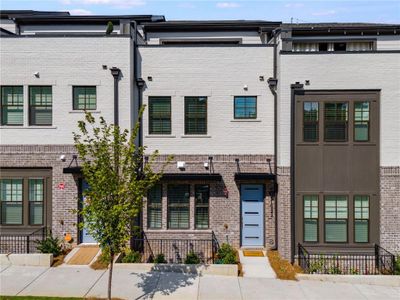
[324,102,348,142]
[29,179,44,225]
[1,86,24,126]
[147,184,162,229]
[303,102,319,142]
[304,195,318,242]
[334,42,346,51]
[0,179,23,225]
[318,43,328,51]
[234,96,257,119]
[168,185,190,229]
[354,102,370,142]
[325,196,348,242]
[29,86,52,125]
[73,86,96,110]
[354,196,369,243]
[185,97,207,135]
[149,97,171,135]
[195,185,209,229]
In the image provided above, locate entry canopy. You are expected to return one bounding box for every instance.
[234,173,275,180]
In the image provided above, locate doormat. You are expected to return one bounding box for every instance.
[67,246,99,265]
[243,250,264,257]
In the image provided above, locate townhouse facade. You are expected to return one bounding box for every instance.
[0,10,399,263]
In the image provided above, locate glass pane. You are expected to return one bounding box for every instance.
[355,220,368,243]
[168,207,189,229]
[1,86,23,125]
[149,97,171,134]
[355,122,369,141]
[195,185,209,205]
[185,97,207,134]
[325,220,347,242]
[29,179,44,202]
[168,185,190,229]
[304,195,318,218]
[304,102,318,121]
[303,123,318,142]
[195,207,209,229]
[2,202,23,225]
[30,202,43,225]
[148,207,162,229]
[1,179,23,202]
[324,102,348,141]
[234,96,257,119]
[148,184,162,204]
[304,219,318,242]
[30,86,52,125]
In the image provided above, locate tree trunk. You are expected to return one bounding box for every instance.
[108,251,114,300]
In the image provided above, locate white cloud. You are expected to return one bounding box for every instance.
[216,2,240,9]
[61,0,145,8]
[284,3,304,8]
[69,8,93,15]
[312,10,336,16]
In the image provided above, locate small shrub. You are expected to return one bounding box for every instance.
[121,249,141,263]
[185,251,200,264]
[36,235,62,256]
[327,265,342,274]
[216,243,237,264]
[106,21,114,35]
[349,268,359,275]
[154,253,167,264]
[395,255,400,275]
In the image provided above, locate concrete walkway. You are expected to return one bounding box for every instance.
[238,250,276,278]
[1,265,399,300]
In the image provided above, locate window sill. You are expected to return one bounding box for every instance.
[145,135,176,138]
[230,119,261,122]
[69,110,101,114]
[0,126,57,129]
[181,135,211,138]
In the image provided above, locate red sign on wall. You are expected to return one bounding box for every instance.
[57,183,65,190]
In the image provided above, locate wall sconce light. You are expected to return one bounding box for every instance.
[243,84,248,91]
[305,80,310,86]
[203,162,209,169]
[102,65,107,70]
[147,76,153,81]
[34,72,40,78]
[259,76,265,81]
[267,77,278,88]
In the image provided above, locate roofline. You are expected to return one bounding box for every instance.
[0,10,70,19]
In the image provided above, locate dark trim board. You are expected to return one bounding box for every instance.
[162,173,222,181]
[235,173,275,180]
[1,34,132,38]
[139,44,274,48]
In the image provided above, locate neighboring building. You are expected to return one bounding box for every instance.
[0,10,399,264]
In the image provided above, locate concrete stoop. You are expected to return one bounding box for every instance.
[238,249,276,278]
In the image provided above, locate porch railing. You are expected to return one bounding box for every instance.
[132,231,220,264]
[0,227,47,254]
[298,243,395,275]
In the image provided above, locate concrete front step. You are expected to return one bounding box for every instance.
[238,250,276,278]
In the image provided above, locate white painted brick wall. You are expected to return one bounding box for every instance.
[140,46,275,155]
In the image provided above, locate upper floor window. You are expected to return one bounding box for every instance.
[293,41,374,52]
[29,86,52,126]
[354,102,370,142]
[324,102,348,142]
[149,97,171,135]
[1,86,23,126]
[234,96,257,119]
[185,97,207,135]
[73,86,96,110]
[303,102,319,142]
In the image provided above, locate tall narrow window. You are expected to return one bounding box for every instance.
[29,179,44,225]
[0,179,23,225]
[354,195,369,243]
[168,185,190,229]
[1,86,23,126]
[324,196,348,242]
[354,102,370,142]
[234,96,257,119]
[324,102,348,142]
[29,86,52,125]
[73,86,96,110]
[303,102,319,142]
[303,195,318,242]
[147,184,162,229]
[149,97,171,135]
[195,185,209,229]
[185,97,207,135]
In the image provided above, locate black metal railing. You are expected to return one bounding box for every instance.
[298,243,395,275]
[132,231,220,264]
[0,227,47,254]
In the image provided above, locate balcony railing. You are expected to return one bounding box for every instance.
[0,227,47,254]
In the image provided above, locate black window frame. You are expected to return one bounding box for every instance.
[72,86,97,111]
[324,102,348,142]
[167,184,190,229]
[29,86,52,126]
[147,184,162,229]
[303,101,319,142]
[1,86,24,126]
[184,96,207,135]
[195,184,209,229]
[233,96,257,119]
[148,96,172,135]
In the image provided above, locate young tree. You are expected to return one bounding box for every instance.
[73,110,167,300]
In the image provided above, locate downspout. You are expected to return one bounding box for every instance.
[110,67,121,126]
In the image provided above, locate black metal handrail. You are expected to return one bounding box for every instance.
[0,227,47,254]
[298,243,395,275]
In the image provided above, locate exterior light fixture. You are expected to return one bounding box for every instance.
[136,78,146,89]
[34,72,40,78]
[177,161,186,169]
[267,77,278,88]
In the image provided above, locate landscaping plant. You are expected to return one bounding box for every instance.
[216,243,237,264]
[121,249,141,263]
[154,253,167,264]
[395,255,400,275]
[36,235,62,257]
[185,251,201,264]
[73,110,169,300]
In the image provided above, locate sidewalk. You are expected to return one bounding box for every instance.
[1,264,399,300]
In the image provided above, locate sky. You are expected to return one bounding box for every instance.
[1,0,399,24]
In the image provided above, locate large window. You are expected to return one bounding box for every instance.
[168,185,190,229]
[29,86,52,126]
[147,184,162,229]
[1,86,23,126]
[324,102,348,142]
[234,96,257,119]
[195,185,209,229]
[303,102,319,142]
[149,97,171,135]
[354,196,369,243]
[185,97,207,135]
[324,196,348,242]
[354,102,370,142]
[0,179,23,225]
[73,86,96,110]
[29,179,44,225]
[303,195,318,242]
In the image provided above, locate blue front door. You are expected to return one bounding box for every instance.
[241,184,264,247]
[81,180,97,244]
